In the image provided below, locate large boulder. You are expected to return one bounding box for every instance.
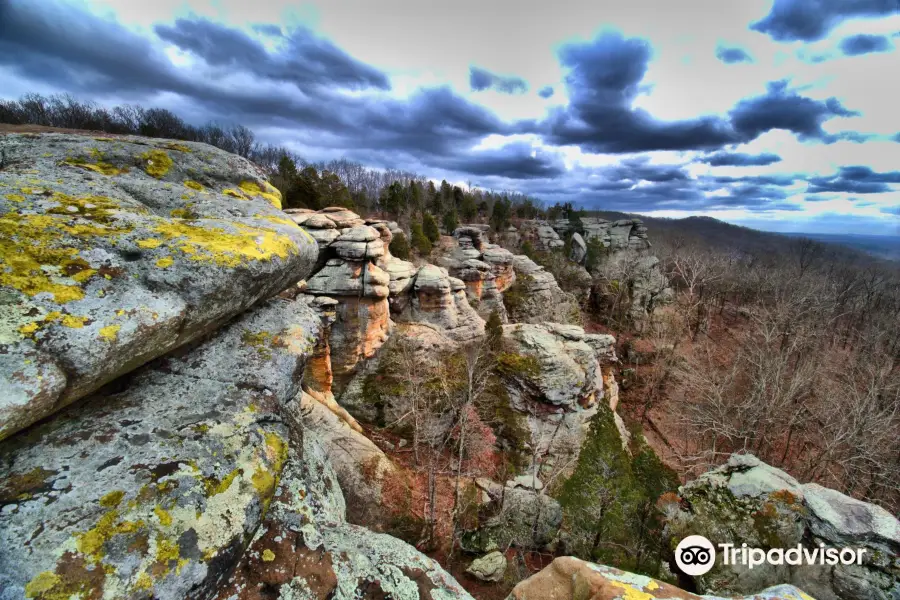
[508,557,812,600]
[0,132,317,442]
[466,551,507,583]
[0,296,324,600]
[661,454,900,600]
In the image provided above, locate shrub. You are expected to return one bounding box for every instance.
[410,222,432,256]
[390,231,410,260]
[423,213,440,243]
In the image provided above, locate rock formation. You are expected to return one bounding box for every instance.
[509,557,812,600]
[0,133,318,442]
[661,454,900,600]
[506,255,581,324]
[436,226,516,323]
[550,216,651,251]
[498,323,622,477]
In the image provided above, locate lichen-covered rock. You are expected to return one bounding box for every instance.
[213,425,473,600]
[0,133,317,441]
[0,296,324,600]
[466,551,507,583]
[508,557,813,600]
[498,323,619,476]
[661,454,899,600]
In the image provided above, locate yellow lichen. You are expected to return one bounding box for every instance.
[163,143,192,153]
[134,572,153,591]
[71,268,96,283]
[183,180,203,191]
[203,468,242,497]
[62,155,128,176]
[99,490,125,508]
[239,180,282,209]
[251,468,275,498]
[150,221,297,268]
[60,315,88,328]
[140,149,173,179]
[19,322,39,336]
[155,257,174,268]
[137,238,163,249]
[258,215,298,228]
[154,505,173,527]
[155,537,180,564]
[4,193,25,203]
[24,572,61,598]
[222,188,246,199]
[609,581,654,600]
[261,549,276,562]
[99,325,121,342]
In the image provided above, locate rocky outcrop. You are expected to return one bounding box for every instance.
[302,220,394,392]
[437,226,516,323]
[498,323,620,478]
[661,454,900,600]
[0,295,324,600]
[509,557,812,600]
[570,232,587,263]
[550,216,651,251]
[0,133,318,442]
[462,483,563,554]
[397,264,485,343]
[506,255,580,325]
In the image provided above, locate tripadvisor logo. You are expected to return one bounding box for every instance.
[675,535,868,576]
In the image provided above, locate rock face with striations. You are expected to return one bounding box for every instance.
[661,454,900,600]
[0,133,318,442]
[509,557,813,600]
[303,221,393,393]
[550,216,651,251]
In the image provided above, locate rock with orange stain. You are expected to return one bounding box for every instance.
[508,557,813,600]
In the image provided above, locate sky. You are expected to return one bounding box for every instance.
[1,0,899,235]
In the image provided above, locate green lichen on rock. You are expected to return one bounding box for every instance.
[62,148,129,176]
[140,149,173,179]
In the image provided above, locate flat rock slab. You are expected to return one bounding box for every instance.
[0,296,323,600]
[0,133,318,441]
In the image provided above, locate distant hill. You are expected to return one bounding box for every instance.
[583,211,900,264]
[781,232,900,261]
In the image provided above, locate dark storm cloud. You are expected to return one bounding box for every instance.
[0,1,514,164]
[530,32,857,154]
[0,0,191,95]
[729,80,858,141]
[535,32,739,153]
[538,86,555,98]
[716,46,753,63]
[893,133,900,142]
[751,0,900,42]
[469,67,528,94]
[807,165,900,194]
[700,151,782,166]
[839,33,893,55]
[833,131,874,143]
[154,18,390,90]
[439,143,565,179]
[882,206,900,215]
